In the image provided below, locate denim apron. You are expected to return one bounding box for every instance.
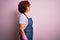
[24,18,33,40]
[19,17,33,40]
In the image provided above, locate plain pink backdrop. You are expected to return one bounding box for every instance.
[0,0,60,40]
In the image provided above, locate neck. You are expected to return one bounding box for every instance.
[24,12,28,16]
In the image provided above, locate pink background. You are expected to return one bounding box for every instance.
[0,0,60,40]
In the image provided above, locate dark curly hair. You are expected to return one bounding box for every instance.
[18,1,30,13]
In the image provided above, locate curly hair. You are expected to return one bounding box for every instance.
[18,1,30,13]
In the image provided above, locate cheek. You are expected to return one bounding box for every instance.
[27,7,30,12]
[28,7,30,11]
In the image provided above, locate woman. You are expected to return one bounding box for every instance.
[18,1,31,40]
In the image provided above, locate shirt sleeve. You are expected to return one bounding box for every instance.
[19,15,26,24]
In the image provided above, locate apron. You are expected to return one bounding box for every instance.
[24,18,33,40]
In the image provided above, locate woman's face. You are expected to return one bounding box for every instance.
[25,6,30,15]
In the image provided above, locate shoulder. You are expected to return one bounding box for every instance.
[19,13,28,21]
[19,14,26,24]
[20,14,26,19]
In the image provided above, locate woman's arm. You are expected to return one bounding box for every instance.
[20,24,25,35]
[19,24,28,40]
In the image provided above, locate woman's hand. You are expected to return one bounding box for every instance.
[19,24,28,40]
[22,35,28,40]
